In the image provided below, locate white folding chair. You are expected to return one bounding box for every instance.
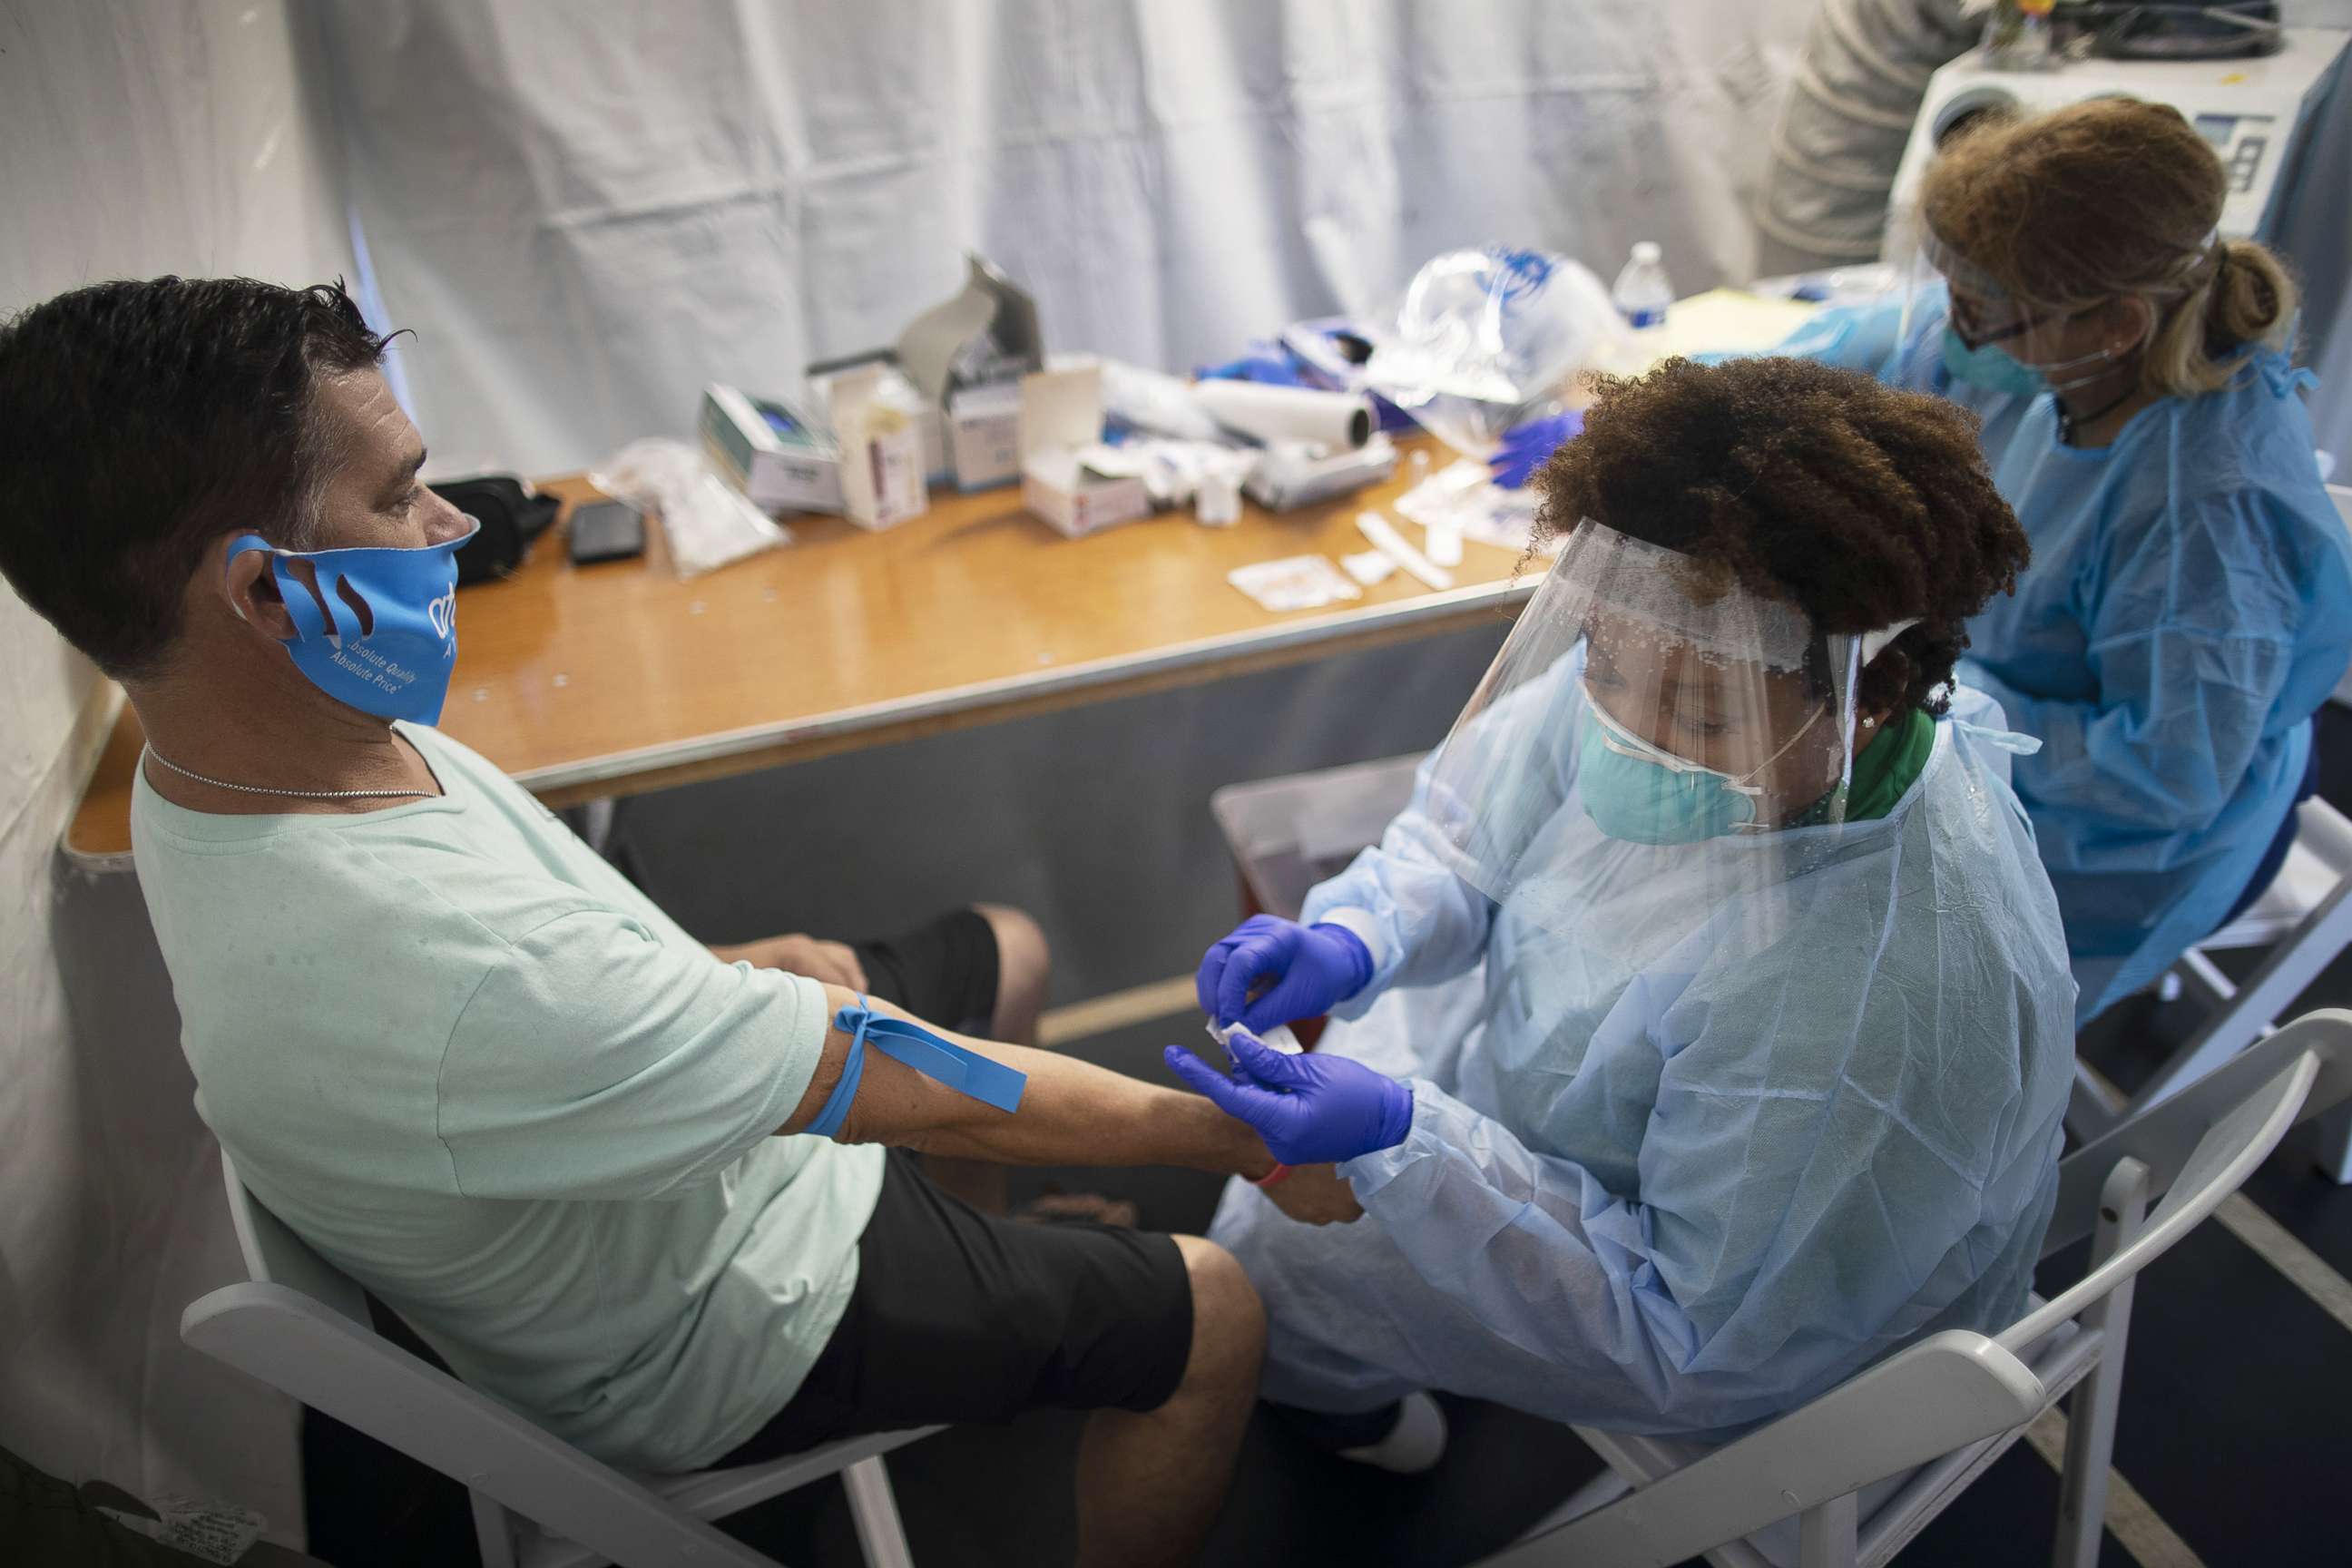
[1480,1007,2352,1568]
[181,1152,938,1568]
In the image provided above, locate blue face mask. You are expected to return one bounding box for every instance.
[1577,696,1825,846]
[228,522,476,724]
[1940,327,2046,398]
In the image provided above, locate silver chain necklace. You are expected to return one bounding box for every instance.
[143,746,436,801]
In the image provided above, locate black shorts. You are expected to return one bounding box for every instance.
[853,908,1000,1034]
[715,1152,1195,1465]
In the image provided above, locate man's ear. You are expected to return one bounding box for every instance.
[222,541,302,641]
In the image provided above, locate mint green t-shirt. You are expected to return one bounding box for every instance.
[132,724,884,1473]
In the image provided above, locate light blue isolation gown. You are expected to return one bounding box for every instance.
[1207,671,2076,1439]
[1788,293,2352,1020]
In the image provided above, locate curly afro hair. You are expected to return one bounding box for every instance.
[1534,355,2029,718]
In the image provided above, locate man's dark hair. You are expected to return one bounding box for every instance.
[0,277,392,678]
[1535,355,2031,718]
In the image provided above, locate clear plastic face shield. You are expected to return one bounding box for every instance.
[1895,213,2169,402]
[1416,521,1914,909]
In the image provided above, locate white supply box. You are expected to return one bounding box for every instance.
[1019,363,1152,538]
[948,382,1024,491]
[810,361,952,486]
[828,366,930,532]
[699,384,843,514]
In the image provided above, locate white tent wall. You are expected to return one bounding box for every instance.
[318,0,1818,480]
[0,0,357,1540]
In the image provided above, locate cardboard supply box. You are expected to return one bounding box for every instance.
[897,253,1044,491]
[946,382,1024,492]
[1018,364,1151,539]
[801,253,1043,495]
[699,385,843,514]
[809,360,951,487]
[828,366,930,532]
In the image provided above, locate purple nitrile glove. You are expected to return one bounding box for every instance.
[1194,915,1375,1034]
[1163,1028,1414,1166]
[1488,409,1584,489]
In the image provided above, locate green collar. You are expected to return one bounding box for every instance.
[1788,708,1935,828]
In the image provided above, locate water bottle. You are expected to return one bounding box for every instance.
[1612,241,1672,330]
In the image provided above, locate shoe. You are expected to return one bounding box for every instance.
[1335,1390,1448,1475]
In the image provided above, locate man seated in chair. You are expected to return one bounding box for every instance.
[0,278,1271,1568]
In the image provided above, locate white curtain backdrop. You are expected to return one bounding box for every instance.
[318,0,1818,480]
[0,0,359,1543]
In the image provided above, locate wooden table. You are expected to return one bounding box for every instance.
[65,437,1544,870]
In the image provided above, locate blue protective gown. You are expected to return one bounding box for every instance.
[1207,678,2076,1438]
[1790,295,2352,1021]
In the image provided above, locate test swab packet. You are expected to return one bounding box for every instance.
[1206,1019,1306,1067]
[1227,554,1362,612]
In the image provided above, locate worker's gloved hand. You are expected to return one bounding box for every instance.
[1196,915,1375,1034]
[1164,1028,1414,1166]
[1488,409,1584,489]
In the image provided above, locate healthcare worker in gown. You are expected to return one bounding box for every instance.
[1171,357,2077,1447]
[1781,99,2352,1022]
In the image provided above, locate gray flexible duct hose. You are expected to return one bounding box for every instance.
[1756,0,1978,272]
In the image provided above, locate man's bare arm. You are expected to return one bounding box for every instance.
[779,985,1275,1181]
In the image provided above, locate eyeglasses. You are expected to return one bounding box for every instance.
[1947,293,2094,355]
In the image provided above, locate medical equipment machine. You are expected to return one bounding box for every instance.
[1886,25,2348,242]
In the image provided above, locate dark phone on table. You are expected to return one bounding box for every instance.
[568,499,646,564]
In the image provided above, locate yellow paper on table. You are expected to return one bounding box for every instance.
[1583,289,1825,385]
